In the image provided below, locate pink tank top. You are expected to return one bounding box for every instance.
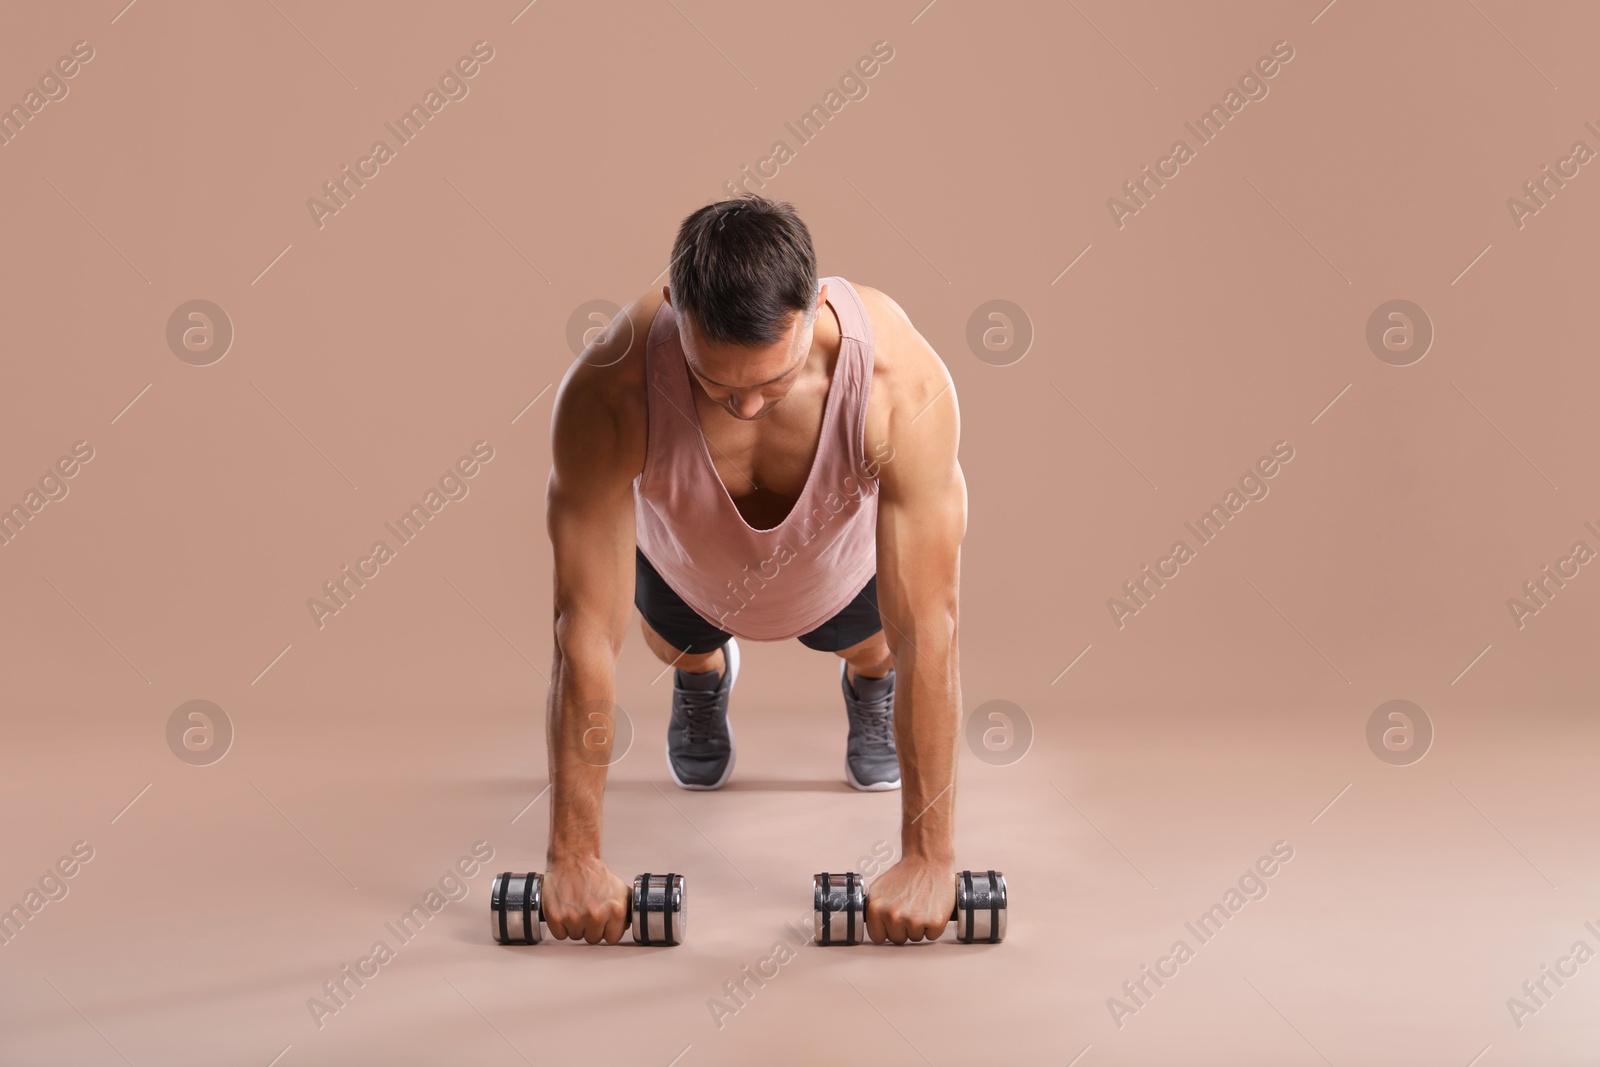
[633,276,880,642]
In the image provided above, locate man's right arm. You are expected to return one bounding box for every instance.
[541,309,648,943]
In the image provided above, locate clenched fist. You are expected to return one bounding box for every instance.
[542,856,631,944]
[865,858,956,945]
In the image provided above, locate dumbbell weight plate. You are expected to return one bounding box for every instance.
[954,870,1007,944]
[813,872,866,945]
[631,872,686,946]
[491,872,542,945]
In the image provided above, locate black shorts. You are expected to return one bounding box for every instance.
[634,547,882,654]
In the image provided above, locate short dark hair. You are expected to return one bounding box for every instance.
[668,196,818,347]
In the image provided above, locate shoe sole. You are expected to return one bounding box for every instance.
[667,637,739,791]
[844,756,901,791]
[841,660,901,791]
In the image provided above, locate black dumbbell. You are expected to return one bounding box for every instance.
[811,870,1006,945]
[490,871,686,945]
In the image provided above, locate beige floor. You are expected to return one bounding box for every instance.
[3,628,1597,1065]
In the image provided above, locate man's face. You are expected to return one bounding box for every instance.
[668,286,825,421]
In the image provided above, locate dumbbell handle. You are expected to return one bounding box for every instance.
[861,894,981,921]
[525,888,635,926]
[819,869,1003,910]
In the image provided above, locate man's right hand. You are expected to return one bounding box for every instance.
[542,857,632,944]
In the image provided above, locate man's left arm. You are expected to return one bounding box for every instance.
[864,326,967,945]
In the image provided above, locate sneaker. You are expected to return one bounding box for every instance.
[666,638,739,790]
[841,661,900,791]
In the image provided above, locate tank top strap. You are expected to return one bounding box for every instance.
[820,277,874,479]
[822,275,873,349]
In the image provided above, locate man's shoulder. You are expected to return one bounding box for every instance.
[848,281,956,421]
[549,290,664,479]
[552,289,664,418]
[849,281,911,335]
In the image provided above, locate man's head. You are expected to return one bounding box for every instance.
[665,196,825,420]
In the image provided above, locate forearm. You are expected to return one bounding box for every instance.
[546,625,621,864]
[891,630,959,865]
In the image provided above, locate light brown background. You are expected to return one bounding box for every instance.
[2,1,1597,1064]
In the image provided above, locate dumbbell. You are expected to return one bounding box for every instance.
[812,870,1007,945]
[490,871,686,945]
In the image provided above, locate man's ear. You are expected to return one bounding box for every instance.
[661,285,671,304]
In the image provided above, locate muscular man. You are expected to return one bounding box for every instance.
[542,196,966,945]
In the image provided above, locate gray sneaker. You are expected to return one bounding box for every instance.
[666,638,739,790]
[841,661,900,791]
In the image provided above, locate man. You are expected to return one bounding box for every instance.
[542,196,966,945]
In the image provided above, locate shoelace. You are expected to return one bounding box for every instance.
[676,684,724,746]
[848,683,895,747]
